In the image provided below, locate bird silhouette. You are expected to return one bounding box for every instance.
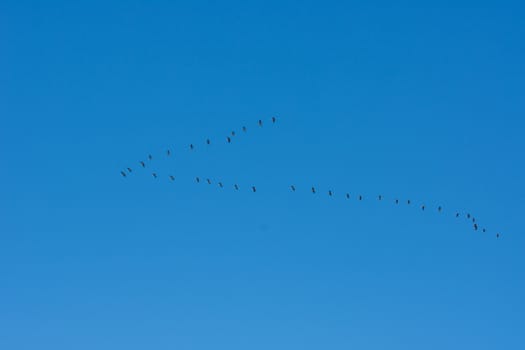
[123,118,502,239]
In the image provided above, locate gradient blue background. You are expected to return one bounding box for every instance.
[2,1,524,349]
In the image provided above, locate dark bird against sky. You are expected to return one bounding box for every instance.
[119,116,502,239]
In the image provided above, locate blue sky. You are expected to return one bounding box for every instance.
[1,1,524,349]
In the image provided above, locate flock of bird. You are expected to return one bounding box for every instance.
[120,116,501,239]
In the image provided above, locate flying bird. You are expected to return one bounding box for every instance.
[378,195,382,201]
[242,126,247,132]
[472,217,476,223]
[148,154,153,160]
[196,177,200,183]
[482,228,486,233]
[346,193,350,199]
[272,116,276,123]
[359,195,363,201]
[395,199,399,204]
[152,173,157,178]
[328,190,333,196]
[190,144,194,150]
[252,186,256,192]
[127,167,132,173]
[421,205,425,211]
[234,184,239,190]
[496,233,500,238]
[227,137,231,143]
[169,175,175,181]
[456,212,460,217]
[167,149,171,156]
[218,182,223,188]
[206,179,211,184]
[140,161,145,168]
[467,213,471,219]
[290,185,296,192]
[258,119,263,127]
[438,206,442,212]
[474,224,478,231]
[311,187,316,194]
[120,171,127,177]
[231,131,236,136]
[407,199,411,204]
[206,139,211,145]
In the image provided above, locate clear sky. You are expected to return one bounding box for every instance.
[2,1,524,349]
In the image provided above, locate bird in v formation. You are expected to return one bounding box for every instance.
[121,116,500,238]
